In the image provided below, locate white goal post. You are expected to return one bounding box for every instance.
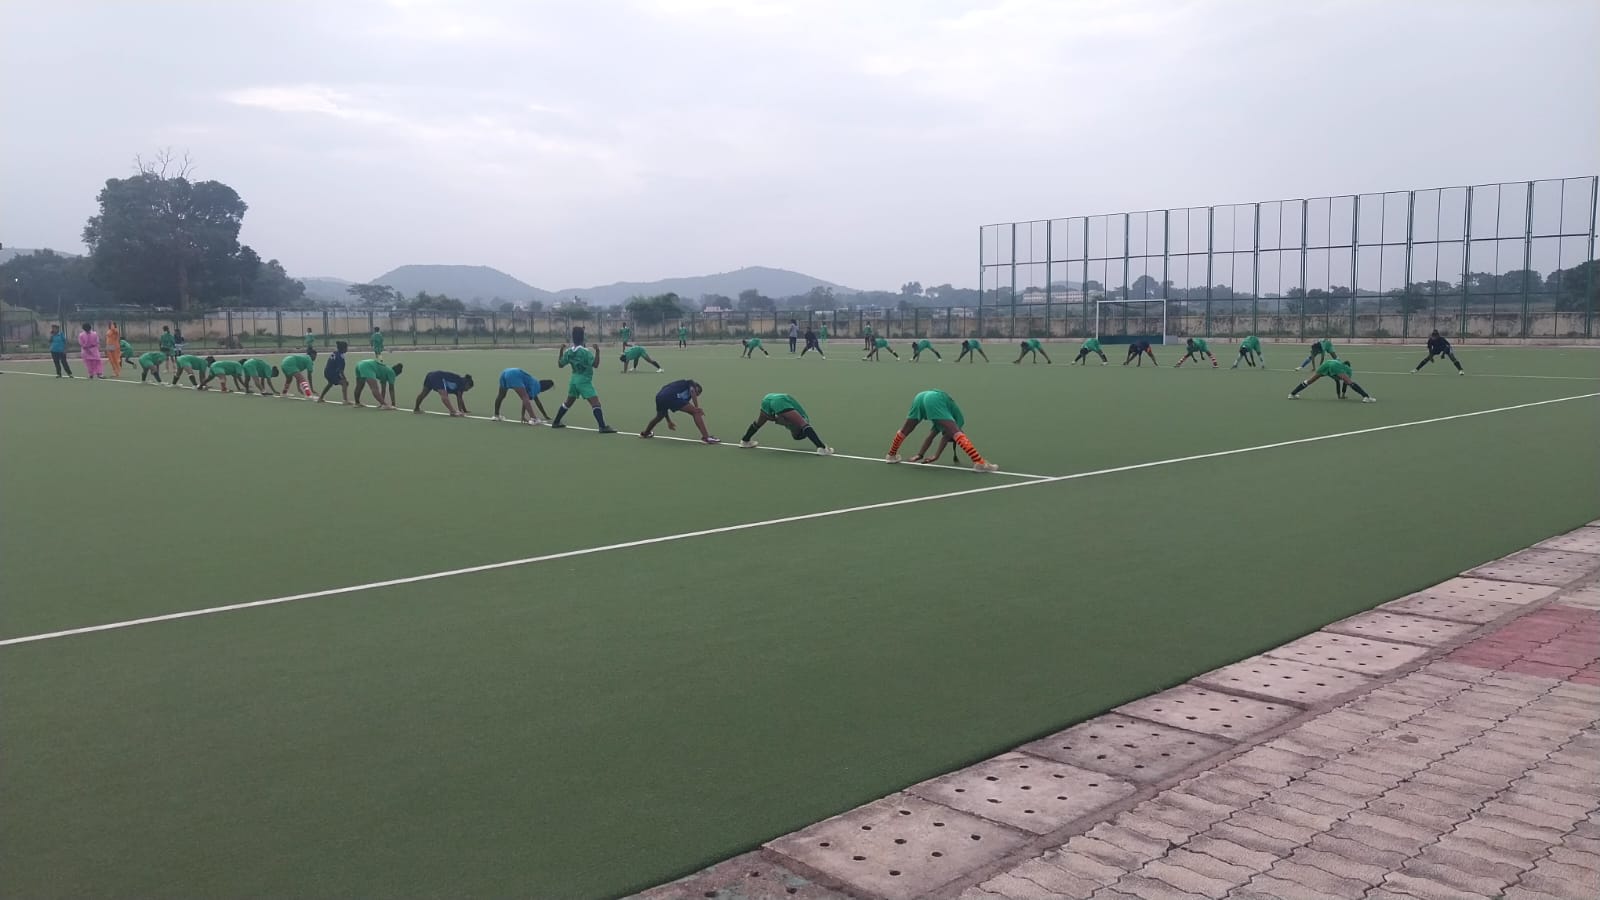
[1094,298,1173,345]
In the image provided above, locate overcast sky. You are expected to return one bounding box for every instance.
[3,0,1596,290]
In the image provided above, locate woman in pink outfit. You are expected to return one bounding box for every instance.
[78,322,105,378]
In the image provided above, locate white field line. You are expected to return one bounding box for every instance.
[3,391,1595,648]
[0,368,1054,480]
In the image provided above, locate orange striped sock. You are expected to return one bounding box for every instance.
[954,433,985,464]
[889,431,907,455]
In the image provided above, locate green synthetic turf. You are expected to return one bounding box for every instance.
[1,341,1597,898]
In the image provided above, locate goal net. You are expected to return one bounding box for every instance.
[1094,299,1171,344]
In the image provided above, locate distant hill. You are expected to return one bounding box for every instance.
[370,265,549,303]
[301,276,355,303]
[549,266,852,305]
[0,247,80,264]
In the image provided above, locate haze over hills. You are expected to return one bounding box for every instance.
[331,264,856,306]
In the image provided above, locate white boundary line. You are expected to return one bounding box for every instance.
[3,391,1595,648]
[0,368,1054,480]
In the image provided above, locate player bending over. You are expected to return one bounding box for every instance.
[740,393,832,454]
[1296,338,1336,370]
[909,339,941,362]
[955,339,989,363]
[550,343,615,432]
[886,389,998,472]
[318,341,351,404]
[200,359,248,393]
[863,337,900,361]
[352,359,403,409]
[740,337,769,358]
[1289,358,1375,402]
[1070,338,1104,365]
[1175,337,1218,368]
[639,379,718,443]
[241,358,280,394]
[802,328,825,357]
[1232,335,1265,369]
[494,368,554,423]
[1413,330,1464,375]
[619,345,663,373]
[1123,339,1158,366]
[414,371,474,416]
[1014,338,1053,364]
[278,353,316,397]
[170,354,212,387]
[137,350,166,383]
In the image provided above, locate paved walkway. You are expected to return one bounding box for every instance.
[638,522,1600,900]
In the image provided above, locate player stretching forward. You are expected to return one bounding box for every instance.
[955,338,989,363]
[1123,339,1158,366]
[171,353,211,387]
[1296,337,1336,370]
[1069,337,1104,365]
[1013,338,1054,364]
[739,393,833,454]
[619,345,664,373]
[550,343,616,432]
[909,339,941,362]
[278,353,316,397]
[136,350,166,383]
[740,337,769,358]
[802,327,825,357]
[1174,337,1219,368]
[1232,335,1265,368]
[639,379,718,443]
[414,371,474,416]
[1289,358,1375,402]
[493,369,554,423]
[352,359,403,408]
[200,359,247,393]
[241,358,280,394]
[886,390,999,472]
[1413,330,1464,375]
[863,337,900,361]
[318,341,351,404]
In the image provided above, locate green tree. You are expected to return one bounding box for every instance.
[553,298,592,320]
[624,292,683,325]
[1553,260,1598,312]
[347,283,402,307]
[802,285,835,310]
[0,250,111,313]
[241,257,307,308]
[736,288,774,311]
[81,153,249,310]
[900,281,922,296]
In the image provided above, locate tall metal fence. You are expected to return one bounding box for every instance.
[979,177,1599,341]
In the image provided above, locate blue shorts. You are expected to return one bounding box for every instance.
[655,395,690,416]
[424,372,458,392]
[499,369,536,393]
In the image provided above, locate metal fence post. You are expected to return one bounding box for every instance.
[1350,196,1360,340]
[1461,186,1474,337]
[1298,199,1309,341]
[1251,202,1261,335]
[1204,206,1214,336]
[1403,190,1415,339]
[1521,181,1535,338]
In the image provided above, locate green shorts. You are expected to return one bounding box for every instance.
[907,391,963,429]
[567,377,597,400]
[760,394,806,420]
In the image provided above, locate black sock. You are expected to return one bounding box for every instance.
[1350,382,1370,398]
[1451,356,1462,371]
[1291,381,1308,396]
[741,422,759,441]
[553,404,569,424]
[592,406,608,428]
[801,426,824,448]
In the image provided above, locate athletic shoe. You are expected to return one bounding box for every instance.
[639,431,654,439]
[598,426,618,434]
[550,421,567,428]
[1362,396,1377,403]
[817,447,834,455]
[974,462,1000,472]
[886,454,902,463]
[1100,361,1106,366]
[1458,370,1465,376]
[702,436,721,444]
[739,440,757,448]
[1287,394,1298,399]
[493,414,504,421]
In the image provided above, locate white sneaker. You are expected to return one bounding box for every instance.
[493,414,504,421]
[1458,370,1465,376]
[886,454,902,463]
[1100,361,1107,366]
[816,447,834,455]
[1362,396,1377,403]
[740,440,758,448]
[974,462,1000,472]
[1287,394,1298,399]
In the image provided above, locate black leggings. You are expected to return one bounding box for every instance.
[51,352,73,376]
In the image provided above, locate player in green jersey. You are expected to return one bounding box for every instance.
[1013,337,1053,364]
[170,354,212,387]
[1296,338,1336,370]
[1070,337,1105,365]
[136,351,167,383]
[739,393,833,454]
[1289,358,1375,402]
[619,345,663,373]
[909,339,942,362]
[1175,337,1218,368]
[240,358,280,394]
[352,359,403,408]
[200,359,248,393]
[279,353,316,397]
[677,324,688,348]
[955,338,989,363]
[886,389,998,471]
[1232,335,1265,368]
[819,324,829,341]
[370,327,385,359]
[618,322,633,348]
[741,337,769,358]
[159,327,176,360]
[549,343,616,432]
[863,336,900,361]
[861,322,874,352]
